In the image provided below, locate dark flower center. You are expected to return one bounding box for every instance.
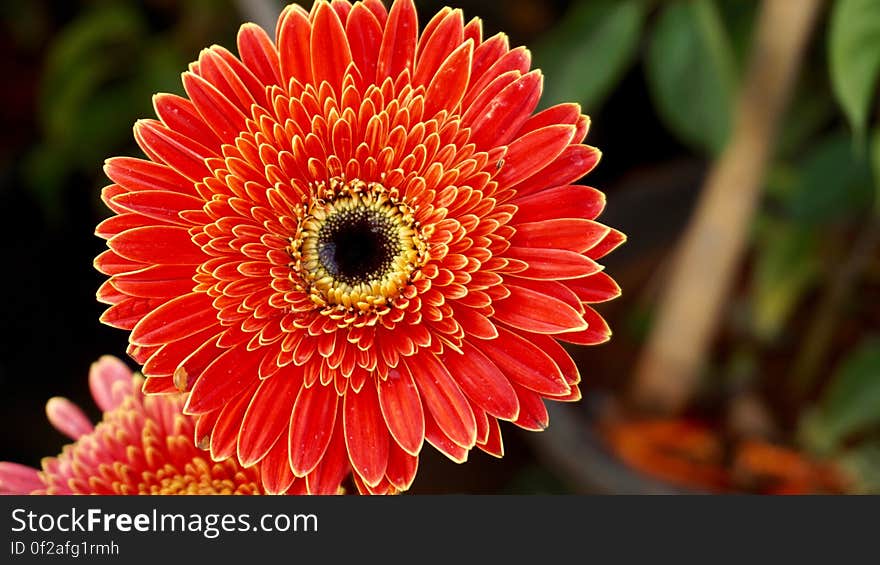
[316,208,401,285]
[289,178,429,316]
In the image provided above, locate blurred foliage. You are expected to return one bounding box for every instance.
[801,337,880,453]
[533,0,646,111]
[15,0,239,222]
[536,0,880,492]
[829,0,880,142]
[645,0,736,154]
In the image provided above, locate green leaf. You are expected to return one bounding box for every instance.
[645,0,737,154]
[828,0,880,142]
[750,221,821,341]
[802,337,880,452]
[872,129,880,213]
[786,132,873,226]
[533,0,646,111]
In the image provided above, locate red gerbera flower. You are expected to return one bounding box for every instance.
[94,0,624,494]
[0,356,299,494]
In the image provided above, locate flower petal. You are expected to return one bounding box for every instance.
[385,441,419,492]
[441,343,519,421]
[378,364,424,456]
[260,433,297,495]
[343,382,390,487]
[377,0,418,80]
[505,247,602,280]
[424,39,473,117]
[492,284,587,335]
[306,416,349,494]
[495,124,575,187]
[277,4,313,85]
[133,119,214,182]
[510,218,610,254]
[288,383,339,476]
[130,292,217,347]
[480,326,570,396]
[512,184,606,223]
[406,353,476,449]
[45,397,93,441]
[184,346,261,414]
[89,355,134,411]
[108,225,205,265]
[511,144,601,198]
[345,2,383,83]
[0,462,43,494]
[237,371,302,467]
[311,1,353,91]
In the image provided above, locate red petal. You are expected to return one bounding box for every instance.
[467,70,542,149]
[414,8,464,86]
[376,0,417,79]
[424,40,473,116]
[515,330,579,386]
[108,225,205,265]
[104,156,195,196]
[385,442,419,492]
[130,292,217,347]
[510,218,610,254]
[260,434,296,494]
[346,3,383,84]
[441,343,519,421]
[142,327,217,379]
[237,371,302,466]
[512,384,549,431]
[306,416,349,494]
[566,271,621,303]
[343,382,390,487]
[512,184,606,222]
[184,346,261,414]
[480,326,570,396]
[277,4,313,85]
[452,304,497,340]
[518,103,583,137]
[182,72,248,143]
[512,144,601,198]
[406,353,476,449]
[110,190,203,225]
[495,124,575,187]
[492,284,587,335]
[586,227,626,260]
[288,383,338,476]
[99,297,163,330]
[209,385,255,461]
[311,1,353,91]
[195,46,263,110]
[94,249,144,276]
[378,364,424,455]
[111,264,195,299]
[476,418,504,458]
[423,409,468,463]
[153,93,221,150]
[505,247,602,280]
[237,23,281,86]
[557,305,612,346]
[133,119,214,182]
